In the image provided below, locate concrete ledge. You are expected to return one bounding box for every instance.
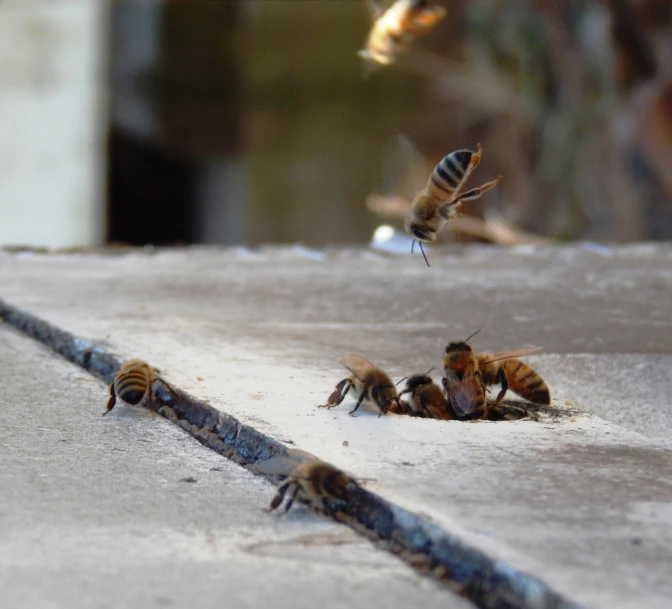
[2,244,672,609]
[0,297,578,609]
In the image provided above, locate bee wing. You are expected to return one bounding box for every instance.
[366,194,413,219]
[368,135,429,219]
[396,134,430,195]
[385,134,428,196]
[479,347,543,366]
[365,0,384,20]
[443,364,478,416]
[340,352,375,381]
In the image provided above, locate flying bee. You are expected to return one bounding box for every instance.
[442,331,549,419]
[359,0,447,67]
[318,352,398,417]
[102,358,173,416]
[396,370,453,420]
[406,144,502,266]
[268,461,354,513]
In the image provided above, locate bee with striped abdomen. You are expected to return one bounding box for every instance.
[442,331,549,420]
[359,0,447,67]
[318,352,398,417]
[405,144,501,265]
[476,348,550,406]
[396,371,453,420]
[268,461,354,513]
[102,359,171,416]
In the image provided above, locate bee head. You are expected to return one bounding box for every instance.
[404,219,435,243]
[372,384,397,415]
[444,330,480,357]
[403,374,433,392]
[323,471,352,502]
[443,342,473,367]
[444,341,472,354]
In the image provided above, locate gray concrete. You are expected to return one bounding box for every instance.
[0,323,469,609]
[2,244,672,608]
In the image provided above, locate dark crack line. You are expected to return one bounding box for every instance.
[0,297,582,609]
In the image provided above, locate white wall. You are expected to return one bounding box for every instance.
[0,0,107,248]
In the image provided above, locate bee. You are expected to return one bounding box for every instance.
[396,371,453,420]
[318,352,398,417]
[268,461,354,513]
[359,0,447,67]
[406,144,502,265]
[442,331,550,419]
[102,359,171,416]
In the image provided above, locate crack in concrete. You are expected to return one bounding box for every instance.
[0,297,582,609]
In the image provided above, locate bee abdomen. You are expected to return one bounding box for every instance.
[502,359,550,405]
[427,150,473,199]
[115,371,150,405]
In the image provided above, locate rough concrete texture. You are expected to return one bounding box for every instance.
[2,244,672,609]
[0,324,470,609]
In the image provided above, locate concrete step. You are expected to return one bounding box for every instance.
[0,324,470,609]
[2,244,672,609]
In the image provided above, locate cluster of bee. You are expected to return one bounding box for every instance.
[101,2,544,519]
[319,332,550,421]
[102,361,358,516]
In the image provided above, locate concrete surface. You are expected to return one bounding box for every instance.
[2,244,672,608]
[0,323,470,609]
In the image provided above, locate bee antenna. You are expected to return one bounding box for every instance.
[411,239,415,254]
[425,366,435,375]
[418,241,430,267]
[464,329,481,343]
[395,376,409,387]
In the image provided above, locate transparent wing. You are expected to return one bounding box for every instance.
[366,194,413,219]
[384,134,428,198]
[340,352,376,381]
[443,363,478,416]
[394,134,430,195]
[478,347,543,366]
[367,135,428,220]
[365,0,383,19]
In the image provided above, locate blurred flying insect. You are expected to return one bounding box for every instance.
[368,141,546,250]
[405,144,502,266]
[318,352,398,417]
[395,370,453,420]
[103,358,173,416]
[359,0,447,67]
[442,330,549,420]
[268,461,355,513]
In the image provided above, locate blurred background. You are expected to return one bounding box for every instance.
[1,0,671,249]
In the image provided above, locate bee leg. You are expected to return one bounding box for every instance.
[418,241,430,267]
[492,367,509,405]
[348,391,367,416]
[451,176,502,205]
[421,403,433,419]
[319,379,351,409]
[283,483,302,513]
[268,480,291,512]
[102,384,116,416]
